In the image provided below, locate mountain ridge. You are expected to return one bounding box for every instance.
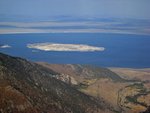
[0,52,113,113]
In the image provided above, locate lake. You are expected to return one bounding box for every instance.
[0,33,150,68]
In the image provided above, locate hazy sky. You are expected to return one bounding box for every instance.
[0,0,150,19]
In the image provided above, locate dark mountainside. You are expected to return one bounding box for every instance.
[142,106,150,113]
[0,53,113,113]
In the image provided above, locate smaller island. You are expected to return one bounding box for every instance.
[27,43,105,52]
[0,44,11,48]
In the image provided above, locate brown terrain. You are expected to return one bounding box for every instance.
[0,52,150,113]
[0,53,114,113]
[39,63,150,113]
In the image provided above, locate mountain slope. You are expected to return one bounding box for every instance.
[37,63,150,113]
[0,53,113,113]
[37,63,124,83]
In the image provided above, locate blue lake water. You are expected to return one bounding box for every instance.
[0,33,150,68]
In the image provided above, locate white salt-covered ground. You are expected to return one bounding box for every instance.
[27,43,105,52]
[0,44,11,48]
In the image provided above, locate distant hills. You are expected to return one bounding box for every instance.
[0,17,150,35]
